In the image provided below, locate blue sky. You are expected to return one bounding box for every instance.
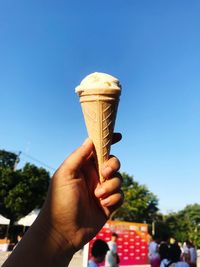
[0,0,200,214]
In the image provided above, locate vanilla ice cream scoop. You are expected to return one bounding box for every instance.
[75,72,121,93]
[75,72,122,183]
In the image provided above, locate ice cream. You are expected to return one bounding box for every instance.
[75,72,121,92]
[75,72,121,183]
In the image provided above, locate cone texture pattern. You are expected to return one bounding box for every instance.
[80,94,119,183]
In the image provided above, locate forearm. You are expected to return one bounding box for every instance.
[3,216,74,267]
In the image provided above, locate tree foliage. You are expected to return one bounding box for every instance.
[164,204,200,247]
[0,150,18,169]
[112,172,159,223]
[0,150,50,223]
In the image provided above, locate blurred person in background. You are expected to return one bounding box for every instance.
[186,241,197,267]
[105,232,119,267]
[88,239,109,267]
[167,243,189,267]
[149,236,160,267]
[159,242,170,267]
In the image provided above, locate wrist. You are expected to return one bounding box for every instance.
[33,210,75,262]
[3,213,75,267]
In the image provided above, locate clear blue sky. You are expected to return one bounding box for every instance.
[1,0,200,214]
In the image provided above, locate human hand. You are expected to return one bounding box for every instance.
[37,135,123,255]
[3,135,123,267]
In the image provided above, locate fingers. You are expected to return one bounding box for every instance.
[95,173,122,198]
[94,156,124,210]
[56,132,122,178]
[100,190,124,208]
[101,156,121,179]
[57,138,93,178]
[112,132,122,145]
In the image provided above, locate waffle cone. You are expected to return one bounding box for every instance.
[78,89,120,183]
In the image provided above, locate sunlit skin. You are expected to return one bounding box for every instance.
[3,134,123,267]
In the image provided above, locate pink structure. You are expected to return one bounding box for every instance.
[88,220,149,266]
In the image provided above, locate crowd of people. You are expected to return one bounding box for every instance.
[88,233,198,267]
[149,236,198,267]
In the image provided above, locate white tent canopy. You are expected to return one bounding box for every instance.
[16,209,40,227]
[0,214,10,225]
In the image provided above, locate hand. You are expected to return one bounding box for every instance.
[3,135,123,267]
[37,135,123,254]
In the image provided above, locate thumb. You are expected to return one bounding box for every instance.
[58,138,93,178]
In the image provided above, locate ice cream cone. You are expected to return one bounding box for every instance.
[79,89,120,182]
[75,73,121,183]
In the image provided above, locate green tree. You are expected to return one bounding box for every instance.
[112,172,159,223]
[0,150,50,224]
[165,204,200,247]
[0,150,18,169]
